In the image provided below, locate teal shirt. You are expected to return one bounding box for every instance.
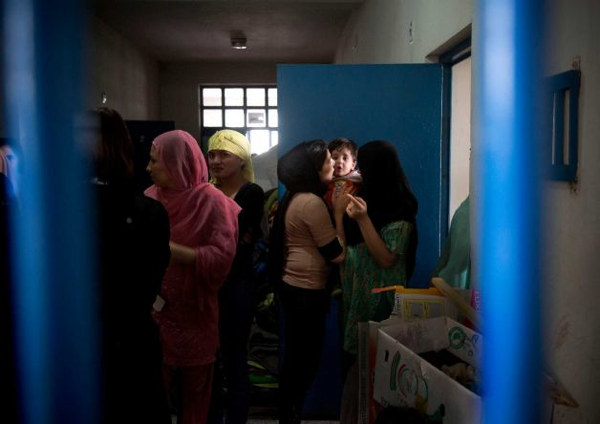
[340,220,413,355]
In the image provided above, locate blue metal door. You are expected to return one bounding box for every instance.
[277,63,446,417]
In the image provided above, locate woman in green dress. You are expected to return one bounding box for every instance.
[340,140,418,363]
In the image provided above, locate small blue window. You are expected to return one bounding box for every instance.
[546,70,580,182]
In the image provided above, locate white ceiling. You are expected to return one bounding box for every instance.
[90,0,364,63]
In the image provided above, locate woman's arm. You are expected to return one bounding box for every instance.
[306,195,346,264]
[346,194,397,269]
[168,241,197,264]
[329,193,349,264]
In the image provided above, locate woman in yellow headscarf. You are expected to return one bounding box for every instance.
[206,130,265,424]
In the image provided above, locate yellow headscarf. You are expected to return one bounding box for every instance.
[207,129,255,184]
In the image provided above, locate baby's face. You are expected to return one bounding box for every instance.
[331,147,356,177]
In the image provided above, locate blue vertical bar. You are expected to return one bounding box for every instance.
[3,0,99,423]
[474,0,544,423]
[440,63,452,242]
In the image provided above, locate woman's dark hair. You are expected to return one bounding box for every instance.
[346,140,419,280]
[268,139,330,289]
[357,140,418,220]
[95,107,135,185]
[277,139,329,196]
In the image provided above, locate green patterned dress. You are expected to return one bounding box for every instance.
[340,220,413,355]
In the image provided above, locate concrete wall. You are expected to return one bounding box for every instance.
[159,62,277,140]
[85,16,160,120]
[2,15,160,136]
[335,0,473,64]
[543,0,600,422]
[335,0,599,422]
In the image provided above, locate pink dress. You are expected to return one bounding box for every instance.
[145,130,241,367]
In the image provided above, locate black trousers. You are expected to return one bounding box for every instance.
[208,276,256,424]
[278,282,328,423]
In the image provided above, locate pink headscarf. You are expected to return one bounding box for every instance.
[145,130,240,315]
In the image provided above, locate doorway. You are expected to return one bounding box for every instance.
[449,55,472,221]
[439,38,472,225]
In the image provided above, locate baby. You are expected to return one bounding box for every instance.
[324,137,362,209]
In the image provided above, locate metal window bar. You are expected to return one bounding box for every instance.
[2,0,99,423]
[200,85,278,154]
[475,0,544,423]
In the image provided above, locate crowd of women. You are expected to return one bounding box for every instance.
[1,106,419,424]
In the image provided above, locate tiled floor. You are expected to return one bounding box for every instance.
[170,419,338,423]
[248,421,339,424]
[170,416,339,423]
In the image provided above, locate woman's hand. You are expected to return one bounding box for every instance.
[346,194,368,221]
[330,190,350,264]
[346,194,396,268]
[240,230,253,245]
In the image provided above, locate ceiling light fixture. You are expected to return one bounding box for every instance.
[231,36,247,50]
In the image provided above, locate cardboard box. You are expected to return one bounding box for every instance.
[373,316,482,424]
[392,286,473,322]
[392,287,458,320]
[357,316,419,424]
[358,320,389,424]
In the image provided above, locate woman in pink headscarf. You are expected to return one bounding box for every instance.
[145,130,241,424]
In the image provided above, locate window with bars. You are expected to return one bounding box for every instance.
[199,85,278,155]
